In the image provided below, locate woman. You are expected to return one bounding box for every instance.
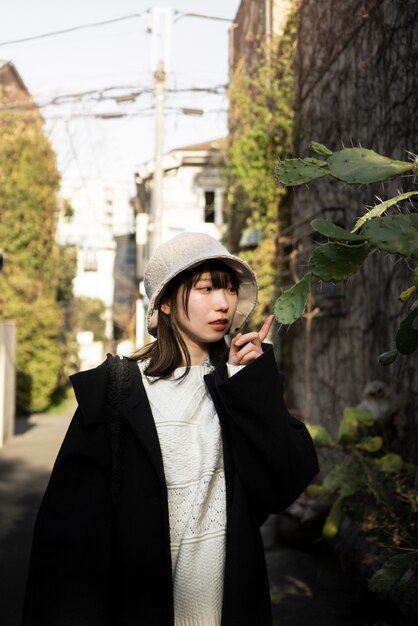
[23,232,319,626]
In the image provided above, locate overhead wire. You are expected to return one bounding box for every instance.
[0,11,150,47]
[0,7,234,187]
[0,9,233,47]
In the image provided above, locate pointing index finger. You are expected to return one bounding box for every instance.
[258,314,274,342]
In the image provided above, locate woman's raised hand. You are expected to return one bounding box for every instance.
[228,314,274,366]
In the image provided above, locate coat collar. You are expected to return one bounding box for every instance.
[117,359,167,487]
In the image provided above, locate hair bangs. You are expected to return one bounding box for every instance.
[181,260,240,315]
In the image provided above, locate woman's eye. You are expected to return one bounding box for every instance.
[198,286,212,292]
[228,287,238,294]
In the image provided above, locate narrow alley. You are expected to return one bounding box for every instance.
[1,407,390,626]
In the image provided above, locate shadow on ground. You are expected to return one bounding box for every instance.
[0,457,50,626]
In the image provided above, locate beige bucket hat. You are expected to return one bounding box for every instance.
[144,232,258,337]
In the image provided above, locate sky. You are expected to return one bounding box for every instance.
[0,0,241,188]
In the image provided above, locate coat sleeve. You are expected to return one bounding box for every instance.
[22,407,114,626]
[215,346,319,515]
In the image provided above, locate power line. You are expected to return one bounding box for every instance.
[0,12,149,47]
[0,83,227,111]
[174,12,233,24]
[0,9,234,48]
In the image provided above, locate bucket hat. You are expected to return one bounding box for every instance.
[144,232,258,337]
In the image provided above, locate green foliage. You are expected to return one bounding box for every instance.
[309,141,333,157]
[355,436,383,453]
[369,553,418,596]
[275,146,415,186]
[352,191,418,232]
[226,7,297,326]
[327,148,413,184]
[337,406,374,444]
[305,423,334,448]
[273,272,312,324]
[395,309,418,355]
[307,409,418,596]
[73,296,107,341]
[322,498,343,539]
[273,143,418,361]
[310,242,372,282]
[274,157,328,185]
[0,112,74,412]
[378,350,398,366]
[311,219,366,242]
[361,214,418,258]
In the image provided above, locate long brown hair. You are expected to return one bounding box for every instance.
[131,260,240,379]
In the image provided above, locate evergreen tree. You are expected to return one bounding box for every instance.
[0,110,76,413]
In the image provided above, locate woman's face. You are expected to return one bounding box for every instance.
[173,271,238,353]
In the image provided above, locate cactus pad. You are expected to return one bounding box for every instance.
[395,309,418,354]
[311,218,366,242]
[309,141,333,157]
[274,158,329,186]
[378,350,398,366]
[306,424,334,448]
[310,242,371,281]
[352,191,418,232]
[328,148,413,184]
[355,436,383,453]
[399,286,417,302]
[362,214,418,258]
[273,272,312,324]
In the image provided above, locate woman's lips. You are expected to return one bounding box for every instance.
[209,319,229,331]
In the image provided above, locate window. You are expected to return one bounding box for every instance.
[204,191,215,223]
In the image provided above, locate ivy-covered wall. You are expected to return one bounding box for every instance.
[226,0,418,461]
[226,0,297,327]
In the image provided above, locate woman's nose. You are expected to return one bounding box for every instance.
[213,289,229,310]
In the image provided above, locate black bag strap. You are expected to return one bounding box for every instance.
[105,354,133,505]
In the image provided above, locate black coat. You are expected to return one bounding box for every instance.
[23,346,319,626]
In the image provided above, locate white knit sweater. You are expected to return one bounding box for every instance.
[139,361,242,626]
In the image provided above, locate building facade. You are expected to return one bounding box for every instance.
[134,138,227,347]
[56,178,135,366]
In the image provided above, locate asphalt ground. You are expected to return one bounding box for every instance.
[0,408,395,626]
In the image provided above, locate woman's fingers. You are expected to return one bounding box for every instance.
[258,314,274,342]
[228,314,274,365]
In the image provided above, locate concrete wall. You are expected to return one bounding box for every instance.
[0,321,16,446]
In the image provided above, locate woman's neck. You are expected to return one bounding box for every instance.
[181,340,209,366]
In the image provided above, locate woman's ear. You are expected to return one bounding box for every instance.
[160,303,170,315]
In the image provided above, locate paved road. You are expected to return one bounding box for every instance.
[0,408,394,626]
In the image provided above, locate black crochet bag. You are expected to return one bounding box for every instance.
[105,354,133,505]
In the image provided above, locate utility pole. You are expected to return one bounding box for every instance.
[150,7,172,253]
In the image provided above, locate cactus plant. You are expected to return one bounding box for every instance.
[311,218,366,242]
[274,142,418,359]
[352,191,418,232]
[273,272,312,324]
[337,406,374,444]
[378,350,398,366]
[309,141,333,157]
[355,436,383,453]
[310,242,371,281]
[395,309,418,354]
[361,214,418,258]
[274,158,329,186]
[399,286,417,302]
[328,148,413,184]
[275,147,415,188]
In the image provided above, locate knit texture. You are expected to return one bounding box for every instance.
[139,362,243,625]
